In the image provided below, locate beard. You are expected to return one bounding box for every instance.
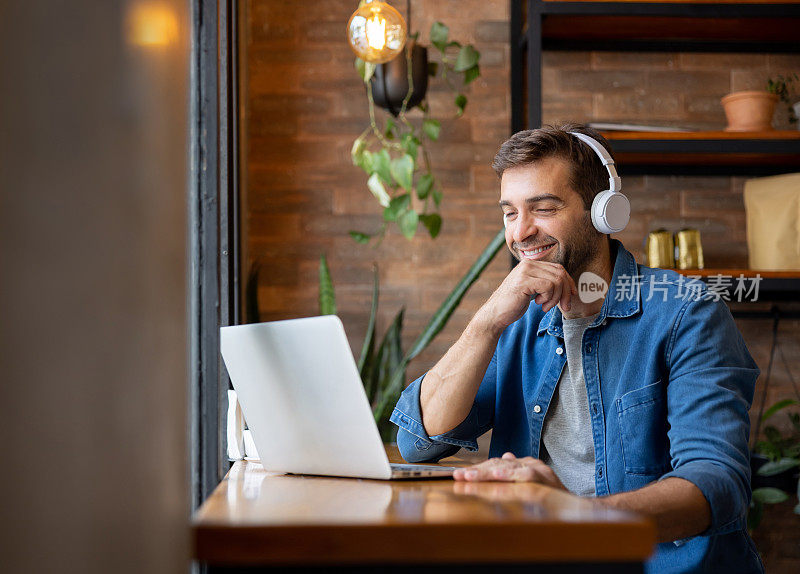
[512,212,603,278]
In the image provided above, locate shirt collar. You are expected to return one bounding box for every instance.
[537,239,641,337]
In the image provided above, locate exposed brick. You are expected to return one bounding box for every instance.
[648,70,731,97]
[475,21,509,43]
[542,51,592,69]
[595,92,682,121]
[627,189,681,214]
[679,53,768,71]
[559,70,647,93]
[682,190,745,214]
[731,69,769,92]
[478,46,506,68]
[593,52,677,70]
[249,94,332,116]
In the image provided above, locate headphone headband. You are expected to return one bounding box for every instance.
[568,131,621,193]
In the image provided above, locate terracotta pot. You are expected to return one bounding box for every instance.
[721,91,779,132]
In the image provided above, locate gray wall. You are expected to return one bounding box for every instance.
[0,1,190,572]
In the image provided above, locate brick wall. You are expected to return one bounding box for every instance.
[244,2,799,568]
[245,0,512,379]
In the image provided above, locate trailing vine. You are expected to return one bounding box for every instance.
[349,22,481,243]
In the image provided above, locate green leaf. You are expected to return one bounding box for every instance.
[384,118,396,140]
[348,231,371,244]
[758,458,800,476]
[390,154,414,191]
[351,136,366,166]
[463,64,480,84]
[432,187,443,207]
[383,193,410,222]
[401,133,419,162]
[427,61,439,77]
[318,254,336,315]
[764,425,782,445]
[748,498,764,531]
[447,41,462,49]
[372,229,506,419]
[372,148,393,186]
[763,399,800,422]
[419,213,442,238]
[358,265,380,380]
[370,308,405,426]
[423,118,441,142]
[455,93,467,116]
[355,57,376,83]
[454,45,480,72]
[430,21,449,51]
[367,173,391,207]
[355,149,373,174]
[752,487,789,504]
[416,173,434,200]
[398,209,418,239]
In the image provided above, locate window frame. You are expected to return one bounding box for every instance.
[189,0,241,509]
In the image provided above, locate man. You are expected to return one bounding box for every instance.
[390,124,763,573]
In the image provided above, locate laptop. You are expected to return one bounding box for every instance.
[220,315,457,480]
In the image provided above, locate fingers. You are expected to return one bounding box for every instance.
[452,455,562,487]
[523,264,574,312]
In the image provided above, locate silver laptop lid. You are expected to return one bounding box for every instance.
[220,316,394,480]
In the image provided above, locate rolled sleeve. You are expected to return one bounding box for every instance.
[391,355,497,463]
[662,296,759,537]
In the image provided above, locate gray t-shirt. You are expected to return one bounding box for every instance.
[540,313,599,496]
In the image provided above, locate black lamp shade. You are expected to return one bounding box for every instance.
[370,44,428,117]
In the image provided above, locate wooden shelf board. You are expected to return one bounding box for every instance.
[672,269,800,279]
[544,1,800,4]
[542,15,799,43]
[602,131,800,141]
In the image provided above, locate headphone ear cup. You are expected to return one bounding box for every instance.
[591,190,630,234]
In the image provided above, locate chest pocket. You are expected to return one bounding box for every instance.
[616,380,671,476]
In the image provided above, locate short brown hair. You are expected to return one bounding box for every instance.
[491,123,615,210]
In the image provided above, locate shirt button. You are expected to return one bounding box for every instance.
[533,405,542,413]
[556,347,564,355]
[597,467,603,478]
[585,344,592,353]
[602,320,607,326]
[592,404,598,415]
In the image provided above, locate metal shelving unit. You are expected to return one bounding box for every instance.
[511,0,800,175]
[509,1,800,310]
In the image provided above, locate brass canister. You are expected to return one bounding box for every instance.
[675,228,704,270]
[646,229,675,268]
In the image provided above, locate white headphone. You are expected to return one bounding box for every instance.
[568,131,630,234]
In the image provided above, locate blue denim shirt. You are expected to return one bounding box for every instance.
[391,240,764,574]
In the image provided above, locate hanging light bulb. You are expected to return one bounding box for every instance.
[346,1,407,64]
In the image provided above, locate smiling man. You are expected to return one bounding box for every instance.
[390,124,763,573]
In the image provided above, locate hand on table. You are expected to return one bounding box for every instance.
[452,452,567,491]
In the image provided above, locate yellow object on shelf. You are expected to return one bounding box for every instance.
[744,173,800,270]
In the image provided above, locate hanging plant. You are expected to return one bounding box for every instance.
[350,21,480,244]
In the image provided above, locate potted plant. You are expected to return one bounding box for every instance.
[349,19,481,243]
[767,73,799,129]
[748,398,800,530]
[721,88,779,132]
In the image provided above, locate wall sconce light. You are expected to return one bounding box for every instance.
[346,1,407,64]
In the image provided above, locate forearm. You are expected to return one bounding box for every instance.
[596,477,711,543]
[420,310,502,436]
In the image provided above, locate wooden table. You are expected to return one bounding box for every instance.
[193,446,656,572]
